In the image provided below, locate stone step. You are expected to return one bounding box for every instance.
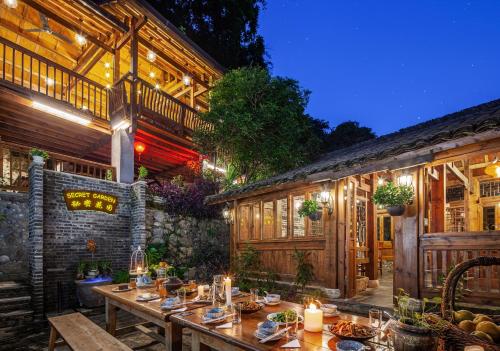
[0,296,31,313]
[0,309,34,328]
[0,281,30,299]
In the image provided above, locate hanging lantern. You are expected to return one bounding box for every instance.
[222,204,233,224]
[134,141,146,155]
[129,246,148,276]
[484,158,500,178]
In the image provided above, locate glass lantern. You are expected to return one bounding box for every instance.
[129,245,148,276]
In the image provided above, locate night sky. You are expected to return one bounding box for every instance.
[259,0,500,135]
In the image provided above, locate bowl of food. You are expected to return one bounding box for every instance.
[336,340,365,351]
[206,307,224,319]
[175,286,197,296]
[259,320,279,335]
[265,293,281,303]
[237,301,263,314]
[267,309,304,326]
[320,303,337,314]
[329,320,377,341]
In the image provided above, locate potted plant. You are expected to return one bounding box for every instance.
[373,181,414,216]
[30,148,49,163]
[98,260,112,277]
[298,200,322,221]
[76,261,87,280]
[391,289,439,351]
[138,165,148,180]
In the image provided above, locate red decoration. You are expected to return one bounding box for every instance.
[134,141,146,155]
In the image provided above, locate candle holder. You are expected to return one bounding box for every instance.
[129,245,148,277]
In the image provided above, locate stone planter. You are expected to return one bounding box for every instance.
[75,276,112,307]
[31,155,45,164]
[387,205,405,216]
[390,320,438,351]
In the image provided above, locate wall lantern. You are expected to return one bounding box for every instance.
[4,0,18,9]
[182,74,192,86]
[75,33,87,46]
[484,157,500,178]
[134,141,146,156]
[222,204,233,224]
[319,187,333,215]
[398,173,413,187]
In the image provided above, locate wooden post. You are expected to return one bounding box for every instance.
[336,178,347,297]
[366,174,378,280]
[325,181,337,288]
[129,17,138,133]
[430,164,445,232]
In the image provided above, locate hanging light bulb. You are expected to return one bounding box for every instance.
[46,77,54,86]
[146,50,157,62]
[75,33,87,46]
[104,62,111,69]
[377,177,385,186]
[106,84,111,89]
[105,71,111,79]
[182,74,191,86]
[154,82,160,90]
[149,71,156,79]
[4,0,18,8]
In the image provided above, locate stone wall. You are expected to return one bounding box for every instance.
[146,206,230,283]
[41,170,145,311]
[0,192,29,282]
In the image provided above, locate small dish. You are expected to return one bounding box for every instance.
[265,293,281,303]
[320,303,337,314]
[136,293,160,302]
[112,286,132,293]
[206,307,224,319]
[258,321,278,335]
[263,297,281,306]
[336,340,365,351]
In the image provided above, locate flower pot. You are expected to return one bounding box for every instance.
[31,155,45,164]
[308,211,322,221]
[390,321,438,351]
[387,205,405,216]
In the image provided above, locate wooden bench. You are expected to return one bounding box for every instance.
[48,312,132,351]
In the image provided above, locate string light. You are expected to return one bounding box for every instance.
[105,71,111,79]
[146,50,157,62]
[149,71,156,79]
[182,74,191,86]
[154,82,160,90]
[46,77,54,86]
[75,33,87,46]
[106,84,111,89]
[104,62,111,69]
[4,0,18,8]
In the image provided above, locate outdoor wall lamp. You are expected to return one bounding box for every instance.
[398,173,413,187]
[222,204,234,224]
[484,157,500,178]
[319,188,333,215]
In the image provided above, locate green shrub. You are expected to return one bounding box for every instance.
[30,148,49,160]
[146,243,167,265]
[113,270,130,284]
[298,200,320,217]
[138,165,149,180]
[292,248,314,290]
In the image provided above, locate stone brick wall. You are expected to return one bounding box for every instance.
[42,170,134,310]
[145,204,230,283]
[0,191,29,282]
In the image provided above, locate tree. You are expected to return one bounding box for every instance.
[326,121,376,151]
[146,0,268,69]
[194,67,323,184]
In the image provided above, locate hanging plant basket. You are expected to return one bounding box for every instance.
[387,205,405,216]
[308,211,322,221]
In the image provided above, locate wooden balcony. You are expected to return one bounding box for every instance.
[419,231,500,305]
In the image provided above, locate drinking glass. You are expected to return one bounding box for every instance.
[250,288,259,302]
[178,289,186,305]
[369,308,382,330]
[232,302,242,324]
[129,278,136,289]
[302,296,314,309]
[285,310,298,340]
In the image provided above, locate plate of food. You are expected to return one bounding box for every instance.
[237,301,264,314]
[328,320,377,341]
[267,309,304,326]
[136,293,160,302]
[112,284,132,293]
[174,286,197,296]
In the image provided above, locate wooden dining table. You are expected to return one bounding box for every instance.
[92,284,224,351]
[171,300,393,351]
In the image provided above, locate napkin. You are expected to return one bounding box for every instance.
[172,307,187,313]
[281,339,301,348]
[215,322,233,329]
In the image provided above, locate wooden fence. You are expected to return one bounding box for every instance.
[419,231,500,305]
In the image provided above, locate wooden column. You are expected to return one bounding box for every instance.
[430,164,445,233]
[336,179,347,297]
[324,181,337,288]
[393,167,423,298]
[129,17,139,133]
[366,174,378,280]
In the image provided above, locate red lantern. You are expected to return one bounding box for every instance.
[134,141,146,155]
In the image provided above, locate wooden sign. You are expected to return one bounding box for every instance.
[63,189,118,214]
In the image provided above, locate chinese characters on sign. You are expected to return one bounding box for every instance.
[63,190,118,214]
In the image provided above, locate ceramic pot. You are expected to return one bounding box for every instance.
[32,155,45,164]
[387,205,405,216]
[308,211,322,221]
[391,321,438,351]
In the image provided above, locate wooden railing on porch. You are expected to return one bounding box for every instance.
[419,232,500,305]
[0,142,115,192]
[110,74,209,136]
[0,37,109,121]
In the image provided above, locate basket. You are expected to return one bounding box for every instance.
[436,256,500,351]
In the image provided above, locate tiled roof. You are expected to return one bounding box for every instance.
[207,98,500,203]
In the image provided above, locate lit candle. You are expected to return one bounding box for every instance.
[304,303,323,332]
[198,285,204,297]
[224,277,232,306]
[137,266,142,274]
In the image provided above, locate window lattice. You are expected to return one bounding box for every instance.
[480,180,500,198]
[445,206,465,232]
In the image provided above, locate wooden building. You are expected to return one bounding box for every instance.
[0,0,223,190]
[207,100,500,306]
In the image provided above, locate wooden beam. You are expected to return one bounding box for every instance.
[173,86,191,99]
[115,16,147,51]
[22,0,114,53]
[446,162,469,190]
[428,167,439,181]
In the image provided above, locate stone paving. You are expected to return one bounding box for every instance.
[3,308,192,351]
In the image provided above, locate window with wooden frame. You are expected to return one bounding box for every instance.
[262,201,274,239]
[276,198,288,238]
[238,205,250,241]
[292,195,306,237]
[252,203,261,240]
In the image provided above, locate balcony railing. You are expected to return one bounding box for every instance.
[111,74,210,136]
[419,231,500,305]
[0,142,116,192]
[0,37,109,121]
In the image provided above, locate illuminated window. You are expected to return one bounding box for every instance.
[252,203,261,239]
[239,205,249,241]
[276,198,288,238]
[263,201,274,239]
[293,195,305,237]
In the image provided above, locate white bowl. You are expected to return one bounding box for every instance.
[265,294,281,303]
[320,304,337,314]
